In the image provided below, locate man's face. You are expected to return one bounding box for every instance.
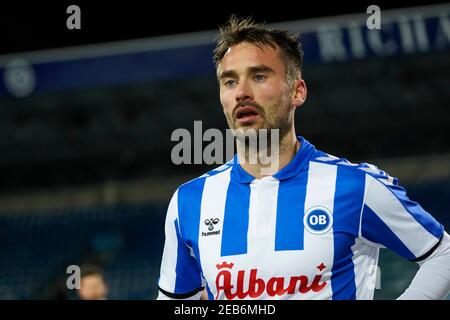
[217,42,298,136]
[78,275,107,300]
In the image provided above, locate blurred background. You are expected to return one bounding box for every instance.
[0,1,449,299]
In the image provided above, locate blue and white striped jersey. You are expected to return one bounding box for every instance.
[158,136,444,300]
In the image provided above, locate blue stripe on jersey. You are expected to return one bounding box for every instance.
[221,179,251,256]
[382,183,443,239]
[176,178,206,293]
[275,167,309,251]
[173,219,203,293]
[331,166,365,300]
[362,205,415,260]
[205,283,214,300]
[178,177,206,250]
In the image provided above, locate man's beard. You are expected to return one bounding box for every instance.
[224,106,291,173]
[225,99,292,145]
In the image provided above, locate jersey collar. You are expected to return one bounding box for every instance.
[230,136,316,183]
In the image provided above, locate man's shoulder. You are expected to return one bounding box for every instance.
[176,161,234,193]
[310,151,398,185]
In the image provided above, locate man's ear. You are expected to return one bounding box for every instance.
[292,79,307,108]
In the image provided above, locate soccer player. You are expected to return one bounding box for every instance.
[157,16,450,300]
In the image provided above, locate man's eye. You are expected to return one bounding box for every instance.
[224,79,236,87]
[254,74,266,81]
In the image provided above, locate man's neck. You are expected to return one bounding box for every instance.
[237,130,299,180]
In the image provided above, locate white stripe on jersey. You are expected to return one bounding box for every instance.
[198,167,231,277]
[247,177,279,257]
[351,238,379,300]
[302,161,337,299]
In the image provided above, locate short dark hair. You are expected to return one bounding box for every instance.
[213,15,304,84]
[80,264,104,279]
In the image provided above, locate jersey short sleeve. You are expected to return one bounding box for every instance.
[360,173,444,261]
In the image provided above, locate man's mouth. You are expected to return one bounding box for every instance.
[235,106,260,122]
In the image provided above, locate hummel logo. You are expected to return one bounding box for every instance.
[202,218,221,237]
[205,218,219,231]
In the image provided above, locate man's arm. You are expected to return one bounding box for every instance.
[397,231,450,300]
[360,172,449,299]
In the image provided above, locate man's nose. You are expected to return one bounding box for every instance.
[235,80,253,102]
